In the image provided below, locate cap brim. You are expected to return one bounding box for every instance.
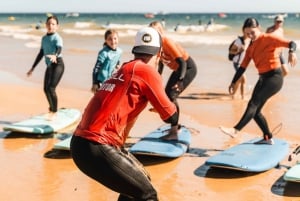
[132,46,160,56]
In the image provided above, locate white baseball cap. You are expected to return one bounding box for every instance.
[274,15,284,22]
[132,27,161,56]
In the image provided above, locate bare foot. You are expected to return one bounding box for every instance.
[160,125,181,141]
[45,112,57,121]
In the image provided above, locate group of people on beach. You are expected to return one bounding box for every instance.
[26,15,297,200]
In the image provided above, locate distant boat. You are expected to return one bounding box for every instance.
[66,12,80,17]
[8,16,15,21]
[144,13,155,19]
[218,13,227,18]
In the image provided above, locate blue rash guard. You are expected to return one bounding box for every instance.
[92,45,122,84]
[41,32,63,66]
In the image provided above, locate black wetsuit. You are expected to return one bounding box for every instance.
[159,56,197,114]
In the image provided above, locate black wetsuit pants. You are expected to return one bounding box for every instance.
[70,135,158,201]
[44,58,64,112]
[234,68,283,138]
[165,56,197,113]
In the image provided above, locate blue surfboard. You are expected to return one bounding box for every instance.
[3,108,81,134]
[129,124,191,158]
[205,138,289,172]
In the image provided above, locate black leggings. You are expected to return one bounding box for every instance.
[44,58,64,112]
[165,57,197,112]
[70,135,158,201]
[234,68,283,138]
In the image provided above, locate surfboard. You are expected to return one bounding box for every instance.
[3,108,81,134]
[284,163,300,182]
[205,138,289,172]
[129,124,191,158]
[53,135,72,150]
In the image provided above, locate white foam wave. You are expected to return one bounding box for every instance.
[172,24,229,33]
[62,28,104,36]
[169,33,232,45]
[74,22,92,28]
[100,23,147,30]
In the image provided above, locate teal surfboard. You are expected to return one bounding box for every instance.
[205,138,289,172]
[3,108,81,134]
[129,124,191,158]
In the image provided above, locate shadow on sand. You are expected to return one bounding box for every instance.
[179,92,231,100]
[271,175,300,197]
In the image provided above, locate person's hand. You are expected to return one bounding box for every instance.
[172,80,184,93]
[149,107,158,113]
[46,55,57,63]
[288,52,297,67]
[91,84,99,94]
[228,83,237,95]
[27,69,33,77]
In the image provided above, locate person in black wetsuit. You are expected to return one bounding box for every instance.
[149,21,197,140]
[27,15,64,120]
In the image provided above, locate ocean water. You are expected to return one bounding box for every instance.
[1,13,300,45]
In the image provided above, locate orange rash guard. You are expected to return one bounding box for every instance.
[160,37,189,70]
[240,33,290,74]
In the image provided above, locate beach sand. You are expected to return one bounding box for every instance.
[1,33,300,200]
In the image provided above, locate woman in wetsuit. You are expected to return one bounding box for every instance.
[27,15,64,120]
[220,17,297,144]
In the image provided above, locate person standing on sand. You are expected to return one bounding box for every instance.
[266,14,289,76]
[220,17,297,145]
[70,27,180,201]
[228,25,251,99]
[91,29,122,94]
[27,15,64,120]
[149,21,197,134]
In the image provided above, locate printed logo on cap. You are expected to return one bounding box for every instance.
[142,33,152,43]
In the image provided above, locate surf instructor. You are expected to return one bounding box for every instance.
[70,27,179,201]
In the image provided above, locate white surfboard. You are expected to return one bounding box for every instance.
[3,108,81,134]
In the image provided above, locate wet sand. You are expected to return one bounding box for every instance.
[1,71,300,201]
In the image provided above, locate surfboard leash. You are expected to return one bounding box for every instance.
[271,122,283,136]
[288,144,300,162]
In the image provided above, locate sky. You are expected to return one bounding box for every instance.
[1,0,300,13]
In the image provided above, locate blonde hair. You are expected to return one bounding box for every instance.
[149,21,164,35]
